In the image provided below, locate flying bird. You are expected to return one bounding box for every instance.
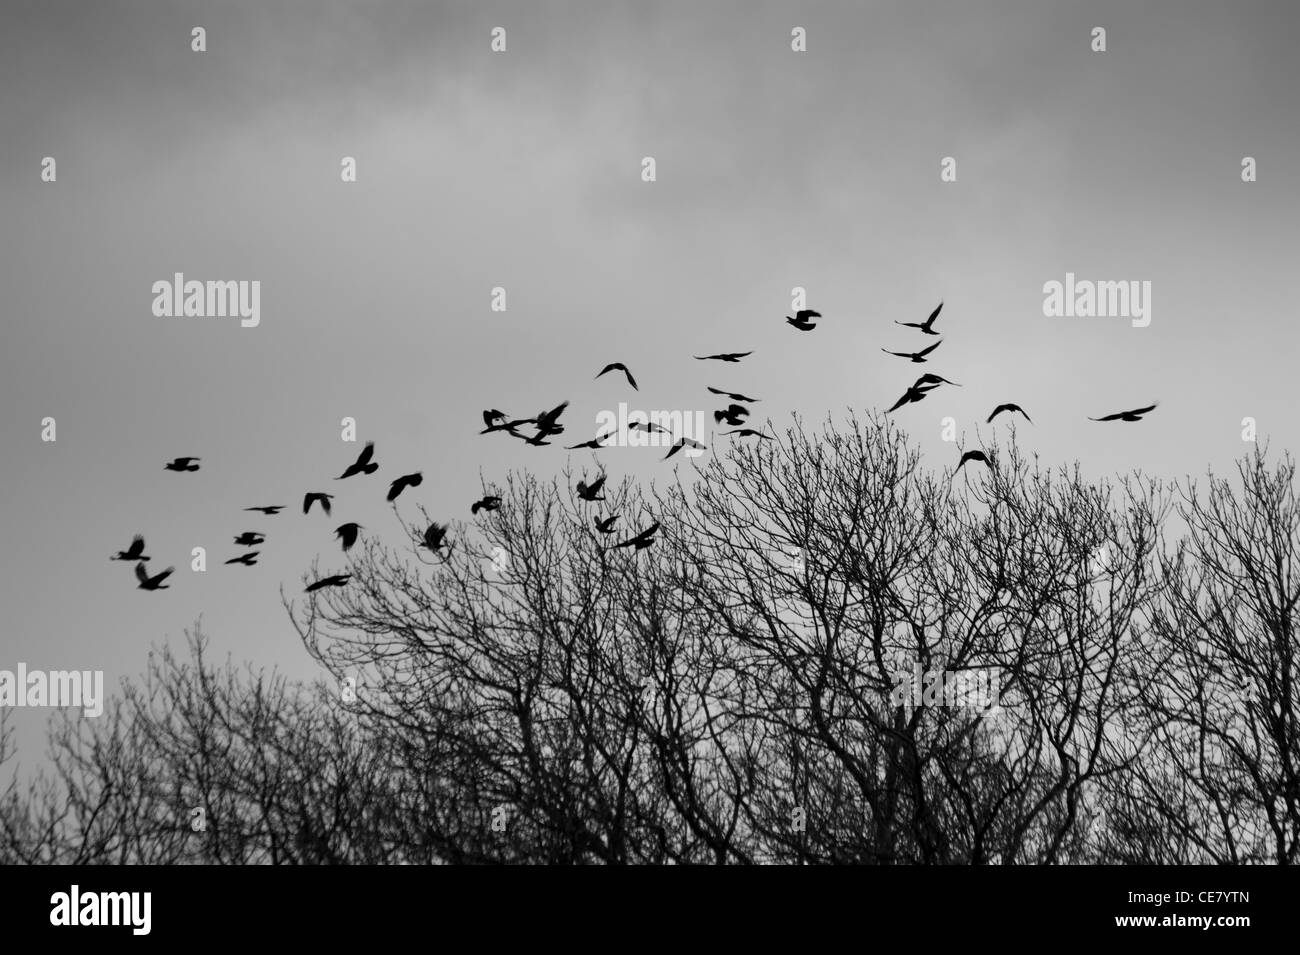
[164,457,200,472]
[611,522,661,551]
[895,301,943,335]
[713,404,750,426]
[663,437,706,460]
[1090,402,1159,423]
[335,522,362,552]
[957,450,993,472]
[481,409,535,434]
[471,495,502,515]
[576,476,607,502]
[421,522,449,553]
[913,373,961,388]
[337,442,378,479]
[886,384,938,414]
[988,403,1032,424]
[595,515,619,534]
[694,352,752,363]
[305,574,351,593]
[244,505,285,515]
[628,418,670,435]
[135,563,175,591]
[112,535,150,562]
[567,431,616,450]
[303,493,334,515]
[881,340,943,363]
[724,429,773,439]
[534,401,570,432]
[596,362,639,390]
[233,532,265,547]
[708,387,760,403]
[225,552,259,567]
[387,472,424,502]
[786,309,820,331]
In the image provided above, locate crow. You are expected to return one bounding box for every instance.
[1090,402,1159,422]
[305,574,351,593]
[611,522,660,550]
[895,301,943,335]
[421,522,449,553]
[471,495,502,515]
[723,429,773,439]
[245,505,285,515]
[713,404,750,426]
[112,535,150,562]
[595,515,619,534]
[135,563,175,590]
[886,384,938,414]
[628,418,670,435]
[225,552,259,566]
[957,450,993,471]
[335,522,362,552]
[233,532,265,547]
[337,441,378,479]
[663,437,706,460]
[303,492,334,515]
[567,431,616,450]
[596,363,638,390]
[786,309,820,331]
[164,457,200,472]
[694,352,752,363]
[481,409,535,434]
[708,387,760,403]
[387,472,424,502]
[988,403,1032,424]
[881,340,943,363]
[576,476,607,502]
[534,401,570,433]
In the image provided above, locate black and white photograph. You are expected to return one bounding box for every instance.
[0,0,1293,939]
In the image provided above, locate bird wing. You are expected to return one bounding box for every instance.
[135,562,150,584]
[797,310,821,320]
[917,340,942,357]
[624,368,638,389]
[1129,403,1158,416]
[1089,412,1121,421]
[158,566,175,581]
[924,302,943,327]
[356,442,375,466]
[881,348,907,357]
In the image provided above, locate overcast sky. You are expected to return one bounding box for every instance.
[2,0,1298,762]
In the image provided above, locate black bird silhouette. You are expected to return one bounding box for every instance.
[516,430,555,446]
[567,430,616,450]
[225,552,259,566]
[303,492,334,515]
[244,505,285,515]
[913,373,961,388]
[713,404,750,426]
[135,562,175,590]
[595,515,619,534]
[233,532,265,547]
[988,403,1032,424]
[471,495,502,515]
[596,362,638,390]
[786,309,820,331]
[387,472,424,502]
[337,441,378,479]
[708,387,760,403]
[882,340,943,363]
[335,522,362,552]
[576,476,607,501]
[164,457,200,472]
[421,522,449,553]
[957,450,993,472]
[112,535,150,562]
[1090,402,1159,422]
[723,429,772,439]
[895,301,943,335]
[611,522,661,550]
[663,437,706,460]
[694,352,752,363]
[628,418,670,435]
[481,409,535,434]
[305,574,351,593]
[535,401,570,433]
[886,384,938,414]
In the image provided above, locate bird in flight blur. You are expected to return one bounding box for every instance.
[470,495,502,515]
[663,437,706,460]
[1090,402,1159,423]
[786,309,820,331]
[335,522,362,552]
[303,492,334,515]
[135,563,175,591]
[387,472,424,502]
[895,301,943,335]
[576,476,607,502]
[567,431,616,450]
[233,532,265,547]
[337,441,378,479]
[723,429,772,439]
[305,574,351,593]
[628,418,670,435]
[225,552,259,566]
[886,384,938,414]
[882,341,943,363]
[112,535,150,562]
[611,522,661,551]
[708,386,760,403]
[695,352,752,363]
[988,403,1032,424]
[480,409,534,434]
[164,457,200,472]
[957,450,993,472]
[596,362,638,390]
[421,522,449,553]
[913,373,961,388]
[245,505,285,515]
[713,404,750,427]
[595,515,619,534]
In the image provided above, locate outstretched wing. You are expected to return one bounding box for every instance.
[134,562,150,585]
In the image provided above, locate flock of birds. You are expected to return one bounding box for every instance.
[111,300,1159,593]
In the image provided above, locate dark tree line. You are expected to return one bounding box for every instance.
[2,414,1296,863]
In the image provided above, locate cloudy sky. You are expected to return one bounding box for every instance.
[1,0,1298,761]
